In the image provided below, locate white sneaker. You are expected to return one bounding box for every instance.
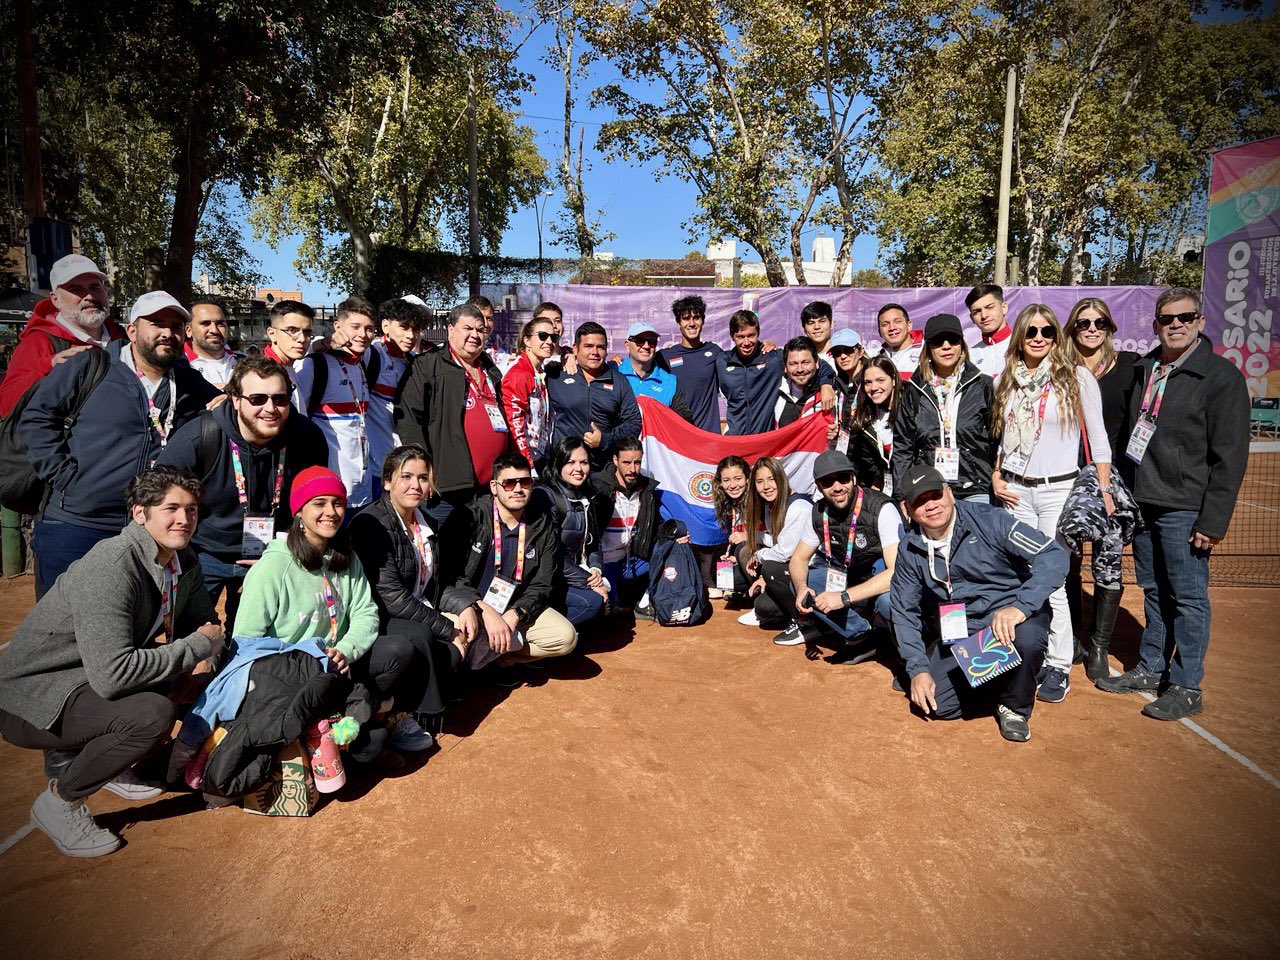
[102,767,164,801]
[737,610,760,626]
[388,713,434,753]
[30,782,122,858]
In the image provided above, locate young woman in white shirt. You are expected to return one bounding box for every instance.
[737,456,812,627]
[991,304,1114,705]
[847,356,901,494]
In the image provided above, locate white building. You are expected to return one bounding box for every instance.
[708,236,851,286]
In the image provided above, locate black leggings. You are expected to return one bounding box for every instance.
[384,618,464,717]
[0,684,175,801]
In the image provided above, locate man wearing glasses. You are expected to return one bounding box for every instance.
[614,321,695,422]
[1098,287,1249,722]
[262,300,316,372]
[440,452,577,687]
[157,356,328,623]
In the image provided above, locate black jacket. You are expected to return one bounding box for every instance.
[774,375,823,428]
[348,497,454,641]
[438,493,559,630]
[156,401,329,561]
[848,421,891,492]
[395,349,512,495]
[532,478,604,591]
[1096,351,1140,461]
[892,361,996,498]
[1121,335,1250,539]
[590,464,660,560]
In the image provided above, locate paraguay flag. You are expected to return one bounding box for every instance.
[638,396,832,546]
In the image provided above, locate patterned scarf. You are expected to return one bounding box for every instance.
[1006,361,1052,459]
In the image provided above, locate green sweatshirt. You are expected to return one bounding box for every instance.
[231,540,379,661]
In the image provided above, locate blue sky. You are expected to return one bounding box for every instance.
[243,15,882,305]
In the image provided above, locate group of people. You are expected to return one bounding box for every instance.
[0,253,1251,860]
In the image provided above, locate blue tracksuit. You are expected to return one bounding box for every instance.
[660,342,723,432]
[612,359,695,423]
[546,363,643,469]
[717,346,834,435]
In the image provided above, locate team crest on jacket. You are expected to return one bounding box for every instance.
[663,566,678,581]
[854,532,868,548]
[689,472,715,504]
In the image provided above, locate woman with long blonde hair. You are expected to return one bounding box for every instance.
[1063,297,1140,681]
[991,304,1114,706]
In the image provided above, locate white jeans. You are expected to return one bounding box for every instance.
[1005,478,1074,672]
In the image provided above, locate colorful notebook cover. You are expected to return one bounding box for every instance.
[950,627,1022,687]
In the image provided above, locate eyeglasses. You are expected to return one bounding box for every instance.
[533,330,559,343]
[1073,318,1111,332]
[240,393,291,408]
[929,334,963,347]
[817,472,853,488]
[631,336,659,347]
[275,325,313,340]
[1156,310,1199,326]
[1025,325,1057,340]
[496,477,534,491]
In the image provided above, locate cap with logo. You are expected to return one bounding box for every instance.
[828,329,863,352]
[898,466,947,506]
[923,313,964,342]
[627,321,659,340]
[812,450,857,483]
[49,254,108,291]
[129,290,192,324]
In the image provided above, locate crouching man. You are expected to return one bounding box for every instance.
[890,467,1067,742]
[0,469,224,856]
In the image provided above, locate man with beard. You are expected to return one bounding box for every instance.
[183,297,240,390]
[591,437,663,609]
[772,336,828,428]
[157,356,328,624]
[0,254,125,417]
[19,291,218,594]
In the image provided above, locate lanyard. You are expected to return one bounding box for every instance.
[1139,365,1170,421]
[822,488,865,569]
[132,358,176,444]
[931,375,959,447]
[320,572,340,641]
[160,555,180,642]
[926,538,952,597]
[398,509,433,597]
[493,503,527,583]
[337,356,368,431]
[453,347,492,400]
[228,440,286,513]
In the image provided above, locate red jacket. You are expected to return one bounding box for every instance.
[501,351,551,469]
[0,299,126,417]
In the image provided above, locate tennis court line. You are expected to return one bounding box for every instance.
[1237,498,1280,514]
[0,823,33,857]
[1116,669,1280,791]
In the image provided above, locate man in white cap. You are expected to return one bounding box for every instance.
[0,254,125,417]
[18,289,218,595]
[612,321,695,422]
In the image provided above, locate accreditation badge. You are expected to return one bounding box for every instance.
[241,516,275,558]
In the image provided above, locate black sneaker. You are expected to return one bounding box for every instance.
[773,621,822,646]
[996,705,1031,742]
[487,664,524,689]
[828,638,879,666]
[1096,668,1160,694]
[1035,663,1050,687]
[1036,667,1070,703]
[1142,685,1203,721]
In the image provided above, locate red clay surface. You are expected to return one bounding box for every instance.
[1,573,1279,960]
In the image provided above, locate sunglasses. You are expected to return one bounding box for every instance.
[533,330,560,343]
[929,334,963,347]
[817,472,854,488]
[495,476,534,491]
[1073,318,1112,332]
[240,393,291,408]
[1025,324,1057,340]
[1156,310,1199,326]
[631,336,659,347]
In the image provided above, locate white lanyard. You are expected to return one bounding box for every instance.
[128,348,176,445]
[931,376,961,447]
[925,531,953,597]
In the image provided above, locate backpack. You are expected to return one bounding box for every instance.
[646,519,707,627]
[0,336,112,514]
[191,410,226,479]
[304,348,380,417]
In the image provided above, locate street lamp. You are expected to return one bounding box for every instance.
[534,189,554,289]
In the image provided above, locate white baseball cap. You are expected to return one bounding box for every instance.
[49,254,108,291]
[829,329,863,351]
[129,290,191,324]
[627,321,660,339]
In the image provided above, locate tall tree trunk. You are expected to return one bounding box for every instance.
[557,17,595,260]
[467,65,481,298]
[165,147,206,306]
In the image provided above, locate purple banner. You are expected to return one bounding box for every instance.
[482,283,1162,356]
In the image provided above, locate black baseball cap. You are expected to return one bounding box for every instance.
[923,313,964,342]
[813,450,856,483]
[898,466,947,506]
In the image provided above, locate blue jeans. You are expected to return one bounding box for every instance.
[806,562,890,642]
[604,557,650,607]
[564,585,605,627]
[31,520,116,599]
[1133,507,1212,691]
[424,489,478,531]
[197,552,250,631]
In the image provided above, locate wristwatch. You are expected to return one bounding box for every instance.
[842,590,853,609]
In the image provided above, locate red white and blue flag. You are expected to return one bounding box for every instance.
[637,396,832,545]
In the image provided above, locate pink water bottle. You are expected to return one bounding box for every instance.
[305,718,346,794]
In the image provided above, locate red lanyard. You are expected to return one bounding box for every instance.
[228,440,286,513]
[407,513,432,595]
[453,347,493,402]
[320,573,339,641]
[822,487,865,568]
[1139,366,1170,421]
[335,356,368,430]
[492,503,526,582]
[160,555,180,642]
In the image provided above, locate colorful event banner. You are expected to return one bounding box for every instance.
[484,282,1163,356]
[1203,135,1280,399]
[638,396,830,547]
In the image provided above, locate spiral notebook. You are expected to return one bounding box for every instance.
[950,627,1022,687]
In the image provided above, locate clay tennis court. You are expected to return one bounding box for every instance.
[0,573,1277,960]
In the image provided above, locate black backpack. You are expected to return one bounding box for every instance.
[646,519,707,627]
[0,335,112,514]
[303,349,380,417]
